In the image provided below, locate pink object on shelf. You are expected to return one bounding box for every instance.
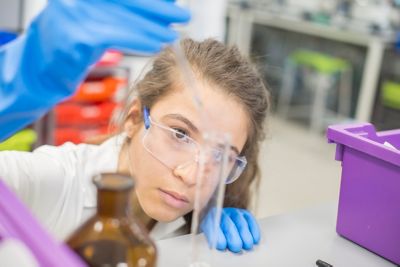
[96,50,123,67]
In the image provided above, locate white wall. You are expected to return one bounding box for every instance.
[22,0,47,30]
[0,0,46,32]
[185,0,228,42]
[0,0,23,31]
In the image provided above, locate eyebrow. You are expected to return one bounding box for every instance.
[164,113,241,156]
[164,114,199,134]
[230,146,240,156]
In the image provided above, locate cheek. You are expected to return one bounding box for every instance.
[129,135,193,221]
[190,168,223,211]
[129,135,159,188]
[199,178,221,209]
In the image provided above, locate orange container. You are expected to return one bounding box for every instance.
[55,102,117,126]
[71,77,126,103]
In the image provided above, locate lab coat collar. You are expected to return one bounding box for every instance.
[150,217,187,240]
[82,133,126,208]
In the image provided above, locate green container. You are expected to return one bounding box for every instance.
[290,50,350,74]
[382,81,400,110]
[0,129,37,151]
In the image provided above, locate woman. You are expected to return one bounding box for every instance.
[0,38,270,253]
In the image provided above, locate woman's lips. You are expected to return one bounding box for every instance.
[158,189,189,209]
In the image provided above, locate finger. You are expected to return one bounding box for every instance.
[200,209,227,251]
[221,211,243,253]
[216,226,227,251]
[102,31,164,54]
[98,6,179,43]
[111,0,191,24]
[225,208,254,250]
[89,18,171,54]
[241,209,261,244]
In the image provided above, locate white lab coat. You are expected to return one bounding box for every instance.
[0,134,185,241]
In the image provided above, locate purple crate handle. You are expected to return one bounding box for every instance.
[327,123,400,166]
[0,180,86,267]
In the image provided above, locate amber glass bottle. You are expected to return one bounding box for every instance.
[66,173,157,267]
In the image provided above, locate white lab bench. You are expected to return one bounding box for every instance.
[156,202,397,267]
[226,5,396,123]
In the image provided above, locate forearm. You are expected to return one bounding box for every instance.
[0,36,76,141]
[0,28,90,141]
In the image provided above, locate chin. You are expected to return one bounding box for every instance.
[145,206,183,222]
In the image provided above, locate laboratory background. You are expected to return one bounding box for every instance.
[0,0,399,267]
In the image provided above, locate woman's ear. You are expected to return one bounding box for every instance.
[123,99,142,139]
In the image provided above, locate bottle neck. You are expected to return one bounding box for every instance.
[97,189,131,218]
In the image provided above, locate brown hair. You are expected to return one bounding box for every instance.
[120,38,270,212]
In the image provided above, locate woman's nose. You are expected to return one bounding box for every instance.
[172,160,198,186]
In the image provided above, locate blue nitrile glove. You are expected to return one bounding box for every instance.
[201,207,261,253]
[0,0,190,140]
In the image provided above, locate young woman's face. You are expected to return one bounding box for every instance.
[127,80,249,222]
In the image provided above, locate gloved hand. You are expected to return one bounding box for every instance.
[201,207,261,253]
[0,0,190,140]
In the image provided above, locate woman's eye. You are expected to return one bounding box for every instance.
[172,128,190,143]
[212,150,223,162]
[212,150,237,165]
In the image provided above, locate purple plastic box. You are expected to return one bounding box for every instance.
[0,180,86,267]
[327,123,400,265]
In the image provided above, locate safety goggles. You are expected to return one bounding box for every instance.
[141,107,247,184]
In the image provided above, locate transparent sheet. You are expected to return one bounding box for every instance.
[171,10,232,264]
[188,133,231,267]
